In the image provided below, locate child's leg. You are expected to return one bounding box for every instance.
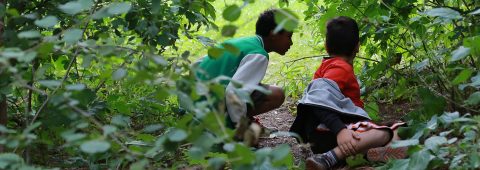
[246,85,285,117]
[306,129,391,170]
[333,129,391,159]
[367,129,408,162]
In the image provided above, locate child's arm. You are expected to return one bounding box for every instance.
[313,109,361,156]
[225,54,268,123]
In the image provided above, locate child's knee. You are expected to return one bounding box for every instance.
[269,86,285,104]
[367,129,391,146]
[377,129,392,144]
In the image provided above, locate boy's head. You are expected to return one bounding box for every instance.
[325,16,359,57]
[256,9,293,55]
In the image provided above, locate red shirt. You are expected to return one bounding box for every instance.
[313,57,364,108]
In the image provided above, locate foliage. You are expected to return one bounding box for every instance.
[380,112,480,170]
[0,0,479,169]
[0,0,298,169]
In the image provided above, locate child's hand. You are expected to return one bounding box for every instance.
[337,128,361,157]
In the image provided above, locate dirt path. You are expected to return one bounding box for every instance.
[255,102,313,165]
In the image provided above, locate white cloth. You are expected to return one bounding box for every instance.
[225,54,268,123]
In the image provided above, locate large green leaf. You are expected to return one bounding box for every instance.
[273,8,299,32]
[167,129,187,142]
[63,28,83,44]
[423,8,462,19]
[18,30,41,39]
[450,46,471,62]
[452,68,473,85]
[408,150,434,170]
[424,136,447,151]
[465,92,480,106]
[58,0,93,15]
[107,2,132,15]
[391,139,419,148]
[65,84,86,91]
[464,36,480,55]
[221,25,237,37]
[223,43,240,56]
[208,47,225,59]
[80,140,111,154]
[364,102,380,121]
[34,16,58,28]
[0,153,24,169]
[38,80,61,89]
[222,5,241,21]
[112,68,127,80]
[130,159,148,170]
[469,9,480,15]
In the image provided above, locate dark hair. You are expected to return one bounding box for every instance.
[325,16,359,57]
[256,9,281,37]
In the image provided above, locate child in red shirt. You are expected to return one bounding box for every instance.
[313,57,364,108]
[290,17,406,170]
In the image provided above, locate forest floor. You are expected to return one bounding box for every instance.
[255,99,415,169]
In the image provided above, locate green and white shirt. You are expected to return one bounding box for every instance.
[195,35,269,123]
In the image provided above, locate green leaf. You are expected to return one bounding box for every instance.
[58,0,93,15]
[130,159,149,170]
[143,124,163,133]
[107,2,132,15]
[92,7,109,19]
[408,149,434,170]
[222,5,241,21]
[274,8,299,32]
[450,46,471,62]
[63,28,83,44]
[38,80,61,89]
[365,102,380,122]
[223,143,235,152]
[188,146,206,160]
[271,144,290,162]
[0,153,24,169]
[18,30,41,39]
[223,43,240,56]
[80,140,111,154]
[465,92,480,106]
[208,47,225,59]
[111,115,131,127]
[208,157,226,170]
[151,0,161,14]
[221,25,237,37]
[228,143,255,164]
[34,16,58,28]
[424,136,447,151]
[469,9,480,15]
[414,59,429,71]
[452,68,473,85]
[152,55,168,66]
[346,154,369,167]
[167,129,187,142]
[112,68,127,80]
[61,132,86,142]
[66,84,86,91]
[102,125,117,136]
[388,159,410,170]
[391,139,419,148]
[423,8,462,20]
[271,144,293,166]
[464,36,480,55]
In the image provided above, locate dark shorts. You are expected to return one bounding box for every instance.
[225,84,269,129]
[246,84,269,115]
